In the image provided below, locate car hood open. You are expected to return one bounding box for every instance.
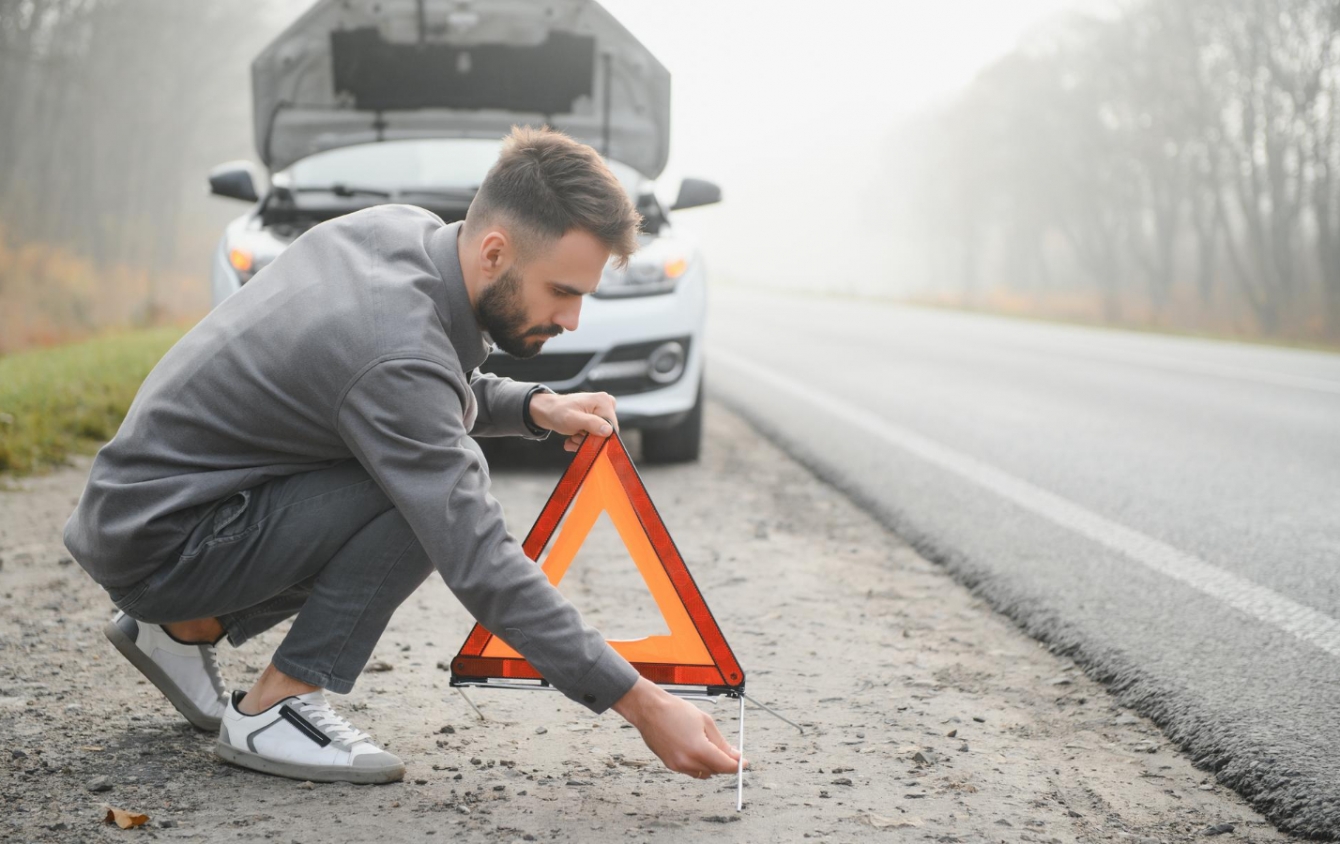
[253,0,671,177]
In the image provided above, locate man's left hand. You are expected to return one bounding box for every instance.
[528,391,619,452]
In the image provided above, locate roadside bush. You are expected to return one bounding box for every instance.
[0,326,185,475]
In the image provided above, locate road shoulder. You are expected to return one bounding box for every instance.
[0,403,1284,842]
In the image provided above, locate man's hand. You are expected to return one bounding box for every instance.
[612,677,745,779]
[528,391,620,452]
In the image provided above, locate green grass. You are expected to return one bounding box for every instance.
[0,326,187,475]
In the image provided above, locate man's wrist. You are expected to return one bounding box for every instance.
[611,676,663,728]
[522,385,554,435]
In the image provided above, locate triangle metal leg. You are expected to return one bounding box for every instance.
[736,692,746,811]
[742,692,805,735]
[456,686,486,722]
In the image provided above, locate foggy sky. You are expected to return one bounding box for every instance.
[598,0,1083,292]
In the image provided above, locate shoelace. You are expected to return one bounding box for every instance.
[199,643,227,702]
[295,696,372,745]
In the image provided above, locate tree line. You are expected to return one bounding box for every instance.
[888,0,1340,343]
[0,0,288,351]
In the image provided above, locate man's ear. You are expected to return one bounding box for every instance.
[479,229,509,275]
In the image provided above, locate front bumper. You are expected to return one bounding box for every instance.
[481,334,703,428]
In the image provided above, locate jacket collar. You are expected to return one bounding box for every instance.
[427,220,491,372]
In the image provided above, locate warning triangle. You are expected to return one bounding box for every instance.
[449,431,744,692]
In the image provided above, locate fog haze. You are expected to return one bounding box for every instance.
[601,0,1082,290]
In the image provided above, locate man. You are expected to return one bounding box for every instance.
[63,126,743,785]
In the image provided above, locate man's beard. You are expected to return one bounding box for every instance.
[476,265,563,359]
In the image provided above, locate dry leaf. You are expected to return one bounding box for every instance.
[80,746,104,752]
[102,805,149,829]
[859,812,924,829]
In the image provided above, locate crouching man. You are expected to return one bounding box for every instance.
[63,126,743,784]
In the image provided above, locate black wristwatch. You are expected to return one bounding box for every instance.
[522,385,554,437]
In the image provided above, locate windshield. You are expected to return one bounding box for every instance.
[275,138,645,197]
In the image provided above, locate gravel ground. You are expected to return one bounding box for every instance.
[0,403,1289,843]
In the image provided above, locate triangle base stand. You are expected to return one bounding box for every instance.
[451,684,806,813]
[452,681,749,811]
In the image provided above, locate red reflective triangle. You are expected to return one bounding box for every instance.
[450,431,744,691]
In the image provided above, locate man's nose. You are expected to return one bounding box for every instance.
[555,299,581,333]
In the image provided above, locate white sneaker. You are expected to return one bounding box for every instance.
[103,610,228,731]
[215,690,404,784]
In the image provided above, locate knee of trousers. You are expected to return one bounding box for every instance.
[376,506,435,585]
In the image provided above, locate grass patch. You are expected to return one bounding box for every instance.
[0,326,186,475]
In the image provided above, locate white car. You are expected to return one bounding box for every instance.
[207,0,719,462]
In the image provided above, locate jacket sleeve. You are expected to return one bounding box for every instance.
[468,369,551,439]
[335,356,639,712]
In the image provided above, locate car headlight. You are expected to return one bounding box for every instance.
[594,251,689,298]
[226,233,284,284]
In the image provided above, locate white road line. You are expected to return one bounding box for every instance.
[711,346,1340,659]
[1007,341,1340,396]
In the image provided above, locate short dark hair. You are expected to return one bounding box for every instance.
[465,125,642,267]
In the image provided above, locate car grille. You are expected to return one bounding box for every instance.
[478,352,593,384]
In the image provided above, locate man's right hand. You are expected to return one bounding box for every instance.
[611,677,745,778]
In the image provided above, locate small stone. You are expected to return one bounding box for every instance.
[57,555,73,566]
[818,790,830,798]
[414,779,428,785]
[364,660,394,673]
[831,777,852,786]
[1047,676,1073,686]
[957,743,970,753]
[470,757,482,766]
[11,749,27,759]
[566,780,593,787]
[1115,713,1140,725]
[946,729,957,738]
[912,750,937,766]
[972,716,986,723]
[703,815,741,823]
[298,781,315,790]
[1203,823,1235,836]
[439,725,455,734]
[535,727,547,735]
[86,775,113,793]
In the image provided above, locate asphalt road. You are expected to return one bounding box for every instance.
[705,287,1340,838]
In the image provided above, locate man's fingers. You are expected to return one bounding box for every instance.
[576,411,614,437]
[583,392,619,434]
[702,715,744,764]
[692,741,743,775]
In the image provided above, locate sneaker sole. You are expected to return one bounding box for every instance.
[103,618,222,732]
[214,740,405,784]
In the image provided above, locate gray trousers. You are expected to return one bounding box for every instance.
[105,455,457,694]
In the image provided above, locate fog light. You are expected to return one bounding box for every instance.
[647,341,685,384]
[588,360,649,382]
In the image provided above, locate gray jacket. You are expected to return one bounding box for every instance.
[64,204,639,712]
